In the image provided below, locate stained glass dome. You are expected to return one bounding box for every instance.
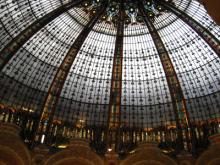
[0,0,220,153]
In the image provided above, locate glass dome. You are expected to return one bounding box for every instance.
[0,0,220,147]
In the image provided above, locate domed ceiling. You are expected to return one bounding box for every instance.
[0,0,220,128]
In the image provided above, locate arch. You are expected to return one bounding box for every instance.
[208,158,220,165]
[0,145,24,165]
[120,147,177,165]
[0,123,31,165]
[32,154,46,165]
[43,141,104,165]
[195,143,220,165]
[133,160,164,165]
[0,161,7,165]
[178,160,192,165]
[53,157,94,165]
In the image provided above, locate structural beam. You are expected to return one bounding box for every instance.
[138,1,191,152]
[0,0,84,71]
[38,1,108,143]
[159,0,220,56]
[107,0,124,152]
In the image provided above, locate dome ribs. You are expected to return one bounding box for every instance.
[138,0,192,153]
[34,1,108,145]
[159,0,220,57]
[0,0,84,71]
[107,0,125,152]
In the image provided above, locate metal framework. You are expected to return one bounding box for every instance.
[0,0,84,71]
[138,1,191,152]
[159,0,220,56]
[107,0,124,152]
[38,1,108,142]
